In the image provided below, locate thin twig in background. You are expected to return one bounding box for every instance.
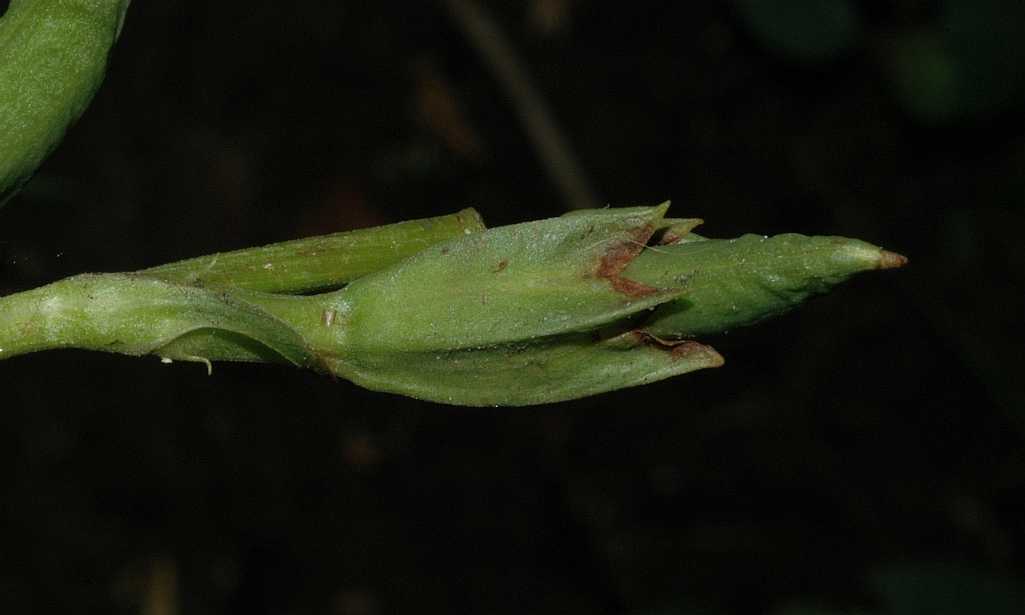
[143,557,178,615]
[441,0,601,211]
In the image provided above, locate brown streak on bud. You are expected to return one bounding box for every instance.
[626,330,725,366]
[595,224,659,297]
[669,340,724,366]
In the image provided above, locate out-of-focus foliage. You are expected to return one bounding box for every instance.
[0,0,129,206]
[776,563,1025,615]
[736,0,1025,122]
[734,0,862,63]
[887,0,1025,122]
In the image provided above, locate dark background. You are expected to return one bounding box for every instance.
[2,1,1025,613]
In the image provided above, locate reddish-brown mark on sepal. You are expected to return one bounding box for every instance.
[669,340,724,365]
[595,224,660,298]
[623,330,725,366]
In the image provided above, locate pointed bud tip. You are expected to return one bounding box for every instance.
[877,250,908,270]
[835,241,908,272]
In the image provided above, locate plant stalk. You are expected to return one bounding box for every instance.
[139,208,484,293]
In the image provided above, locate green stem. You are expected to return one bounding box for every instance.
[0,274,183,359]
[139,208,485,293]
[0,273,325,366]
[0,209,485,365]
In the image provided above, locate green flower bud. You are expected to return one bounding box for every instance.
[318,204,723,406]
[0,204,905,406]
[291,204,904,405]
[627,229,908,338]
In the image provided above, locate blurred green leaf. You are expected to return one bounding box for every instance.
[0,0,130,207]
[734,0,862,63]
[886,0,1025,122]
[776,607,877,615]
[871,563,1025,615]
[775,564,1025,615]
[887,31,961,122]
